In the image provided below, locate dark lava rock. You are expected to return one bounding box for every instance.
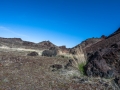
[104,83,109,87]
[27,51,39,56]
[42,47,58,57]
[114,77,120,88]
[50,64,62,71]
[42,50,57,57]
[79,78,88,83]
[85,47,120,78]
[111,43,118,48]
[64,59,73,69]
[107,70,114,78]
[86,69,92,77]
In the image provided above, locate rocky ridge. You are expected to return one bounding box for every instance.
[84,28,120,88]
[0,38,56,50]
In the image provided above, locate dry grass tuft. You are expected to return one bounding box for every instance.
[70,47,86,75]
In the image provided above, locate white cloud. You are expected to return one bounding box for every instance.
[0,26,29,38]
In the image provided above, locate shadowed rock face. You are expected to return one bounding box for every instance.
[85,28,120,78]
[74,28,120,88]
[85,47,120,78]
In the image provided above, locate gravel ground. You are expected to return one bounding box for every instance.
[0,49,119,90]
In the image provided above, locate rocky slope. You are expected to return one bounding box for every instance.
[84,28,120,54]
[84,28,120,88]
[69,38,102,55]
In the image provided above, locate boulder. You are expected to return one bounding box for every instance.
[27,51,39,56]
[42,47,58,57]
[42,50,57,57]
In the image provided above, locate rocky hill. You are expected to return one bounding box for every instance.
[84,28,120,88]
[69,38,102,55]
[0,37,56,50]
[84,28,120,54]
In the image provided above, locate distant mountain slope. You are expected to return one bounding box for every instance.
[0,37,55,50]
[85,28,120,54]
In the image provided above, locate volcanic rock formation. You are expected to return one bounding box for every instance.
[85,28,120,79]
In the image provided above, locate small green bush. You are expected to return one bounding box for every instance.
[78,62,86,75]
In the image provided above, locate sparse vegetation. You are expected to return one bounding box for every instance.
[70,46,86,75]
[78,62,86,75]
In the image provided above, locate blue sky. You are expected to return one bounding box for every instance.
[0,0,120,48]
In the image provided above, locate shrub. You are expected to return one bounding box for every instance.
[78,62,86,75]
[70,47,86,75]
